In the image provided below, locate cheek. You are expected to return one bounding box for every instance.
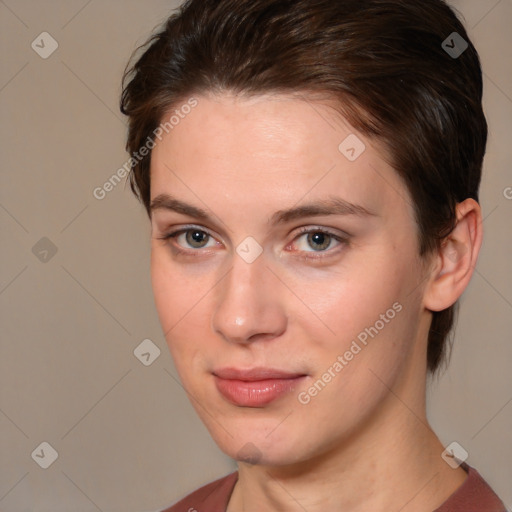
[150,246,208,330]
[150,247,215,374]
[294,301,419,437]
[150,249,178,331]
[291,254,406,346]
[292,249,420,391]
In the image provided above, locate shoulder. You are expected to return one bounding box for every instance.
[435,463,507,512]
[158,471,238,512]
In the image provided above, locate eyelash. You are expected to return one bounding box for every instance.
[156,225,349,260]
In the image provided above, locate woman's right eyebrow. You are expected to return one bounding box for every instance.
[269,196,378,225]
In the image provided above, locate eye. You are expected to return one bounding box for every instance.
[156,225,348,259]
[156,226,219,252]
[290,227,347,255]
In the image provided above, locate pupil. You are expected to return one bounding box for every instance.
[309,232,330,251]
[188,230,207,247]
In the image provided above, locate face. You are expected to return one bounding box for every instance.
[149,93,431,467]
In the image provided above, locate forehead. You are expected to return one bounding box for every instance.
[153,92,370,169]
[149,93,412,224]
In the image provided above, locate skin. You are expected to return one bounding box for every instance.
[149,92,482,511]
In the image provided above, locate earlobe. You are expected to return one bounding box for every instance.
[423,198,483,312]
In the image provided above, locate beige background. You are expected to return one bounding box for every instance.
[0,1,510,511]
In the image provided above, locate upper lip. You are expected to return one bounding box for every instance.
[213,367,307,381]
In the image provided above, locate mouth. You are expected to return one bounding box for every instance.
[212,367,308,407]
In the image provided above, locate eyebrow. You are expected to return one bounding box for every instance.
[150,193,377,225]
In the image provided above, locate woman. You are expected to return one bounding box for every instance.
[120,0,507,510]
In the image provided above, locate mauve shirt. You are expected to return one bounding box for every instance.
[158,463,507,512]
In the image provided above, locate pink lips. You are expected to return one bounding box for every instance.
[213,367,307,407]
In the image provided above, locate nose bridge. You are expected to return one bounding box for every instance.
[211,252,286,343]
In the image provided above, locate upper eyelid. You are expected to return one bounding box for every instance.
[163,224,218,241]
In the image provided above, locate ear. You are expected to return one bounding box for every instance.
[423,198,483,312]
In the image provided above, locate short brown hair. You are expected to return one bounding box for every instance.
[120,0,487,373]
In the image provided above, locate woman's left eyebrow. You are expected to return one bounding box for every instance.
[269,196,378,225]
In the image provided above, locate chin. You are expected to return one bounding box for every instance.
[207,422,314,467]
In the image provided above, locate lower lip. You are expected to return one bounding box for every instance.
[214,375,306,407]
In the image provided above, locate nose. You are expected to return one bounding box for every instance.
[211,251,287,345]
